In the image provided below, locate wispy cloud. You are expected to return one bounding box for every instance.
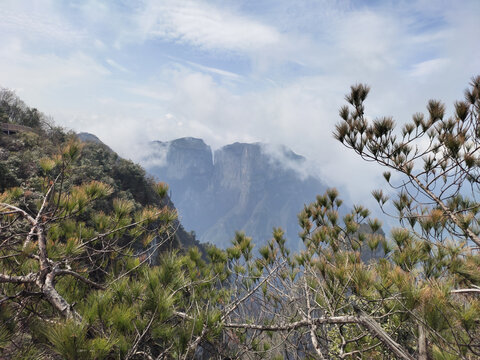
[0,2,85,46]
[106,59,129,73]
[0,48,110,91]
[127,86,172,101]
[133,0,282,52]
[184,61,242,80]
[409,58,450,78]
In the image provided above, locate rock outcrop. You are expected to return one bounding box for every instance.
[144,138,327,249]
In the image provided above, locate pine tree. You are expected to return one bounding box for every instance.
[0,136,179,357]
[332,75,480,358]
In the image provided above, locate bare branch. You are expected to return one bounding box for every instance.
[0,272,37,284]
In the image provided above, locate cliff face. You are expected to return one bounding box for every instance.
[154,137,213,182]
[144,138,327,249]
[147,138,214,238]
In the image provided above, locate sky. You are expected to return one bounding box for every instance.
[1,0,479,212]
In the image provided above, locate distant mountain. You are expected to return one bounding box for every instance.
[143,137,328,249]
[77,132,105,145]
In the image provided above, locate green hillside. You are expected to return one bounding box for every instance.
[0,91,201,255]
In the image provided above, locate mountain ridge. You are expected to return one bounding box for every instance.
[143,137,327,249]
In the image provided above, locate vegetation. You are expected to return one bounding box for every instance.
[0,77,479,359]
[0,88,44,128]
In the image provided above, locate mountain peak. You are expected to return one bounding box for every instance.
[170,137,208,148]
[77,132,104,144]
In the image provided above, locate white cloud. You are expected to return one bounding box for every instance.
[58,66,382,207]
[106,59,129,73]
[0,48,110,90]
[184,60,242,80]
[0,1,85,46]
[409,58,450,78]
[260,143,313,181]
[127,86,173,101]
[132,141,170,169]
[332,10,402,72]
[133,0,282,52]
[0,0,479,215]
[94,39,106,50]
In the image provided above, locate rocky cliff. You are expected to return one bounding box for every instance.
[144,138,327,249]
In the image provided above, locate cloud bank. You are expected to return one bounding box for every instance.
[0,0,479,213]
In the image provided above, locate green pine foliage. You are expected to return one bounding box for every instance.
[1,78,480,359]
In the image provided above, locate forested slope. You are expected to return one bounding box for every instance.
[0,91,201,255]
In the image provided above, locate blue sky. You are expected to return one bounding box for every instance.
[1,0,479,208]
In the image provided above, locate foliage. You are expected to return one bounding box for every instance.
[1,77,480,359]
[0,88,47,128]
[332,75,480,359]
